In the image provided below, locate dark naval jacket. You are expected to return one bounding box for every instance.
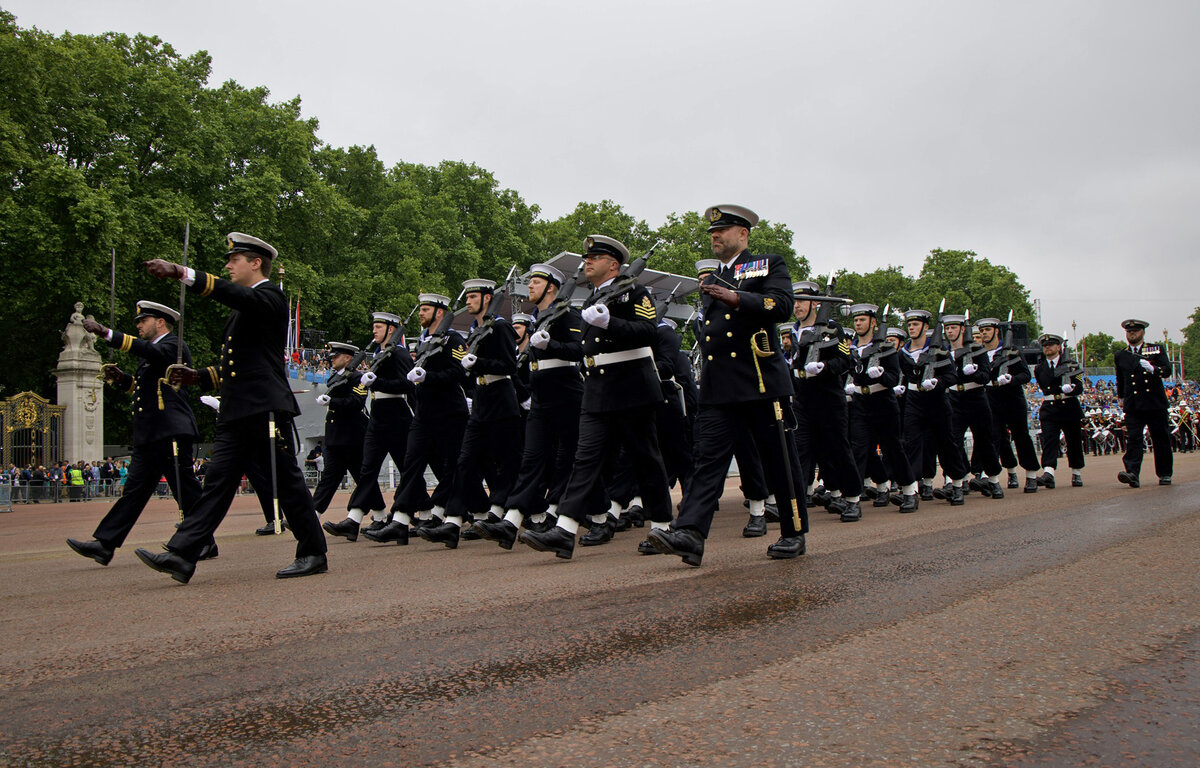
[411,329,469,421]
[579,282,661,413]
[463,317,520,422]
[189,273,298,423]
[526,306,584,409]
[792,322,853,403]
[1115,342,1170,412]
[848,337,901,392]
[365,339,415,422]
[106,330,199,445]
[323,371,369,447]
[696,250,793,405]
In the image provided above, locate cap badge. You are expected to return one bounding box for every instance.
[708,208,722,222]
[584,236,595,249]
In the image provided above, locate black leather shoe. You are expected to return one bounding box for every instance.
[763,503,779,523]
[1159,476,1172,486]
[417,522,460,549]
[742,514,767,537]
[949,485,965,506]
[255,520,289,535]
[767,534,805,559]
[811,489,832,508]
[932,483,949,500]
[580,518,616,546]
[1118,471,1139,488]
[363,520,409,545]
[474,518,518,550]
[919,482,934,501]
[968,477,989,495]
[828,497,849,515]
[1024,477,1038,493]
[625,505,645,528]
[519,525,576,559]
[610,513,631,533]
[323,517,360,542]
[1041,473,1055,489]
[861,486,878,500]
[197,542,219,561]
[898,493,918,513]
[67,538,114,566]
[460,520,485,541]
[839,501,862,522]
[646,527,704,566]
[1071,475,1083,487]
[134,547,195,584]
[987,482,1004,499]
[276,554,328,579]
[872,494,891,508]
[361,518,387,534]
[1007,474,1020,489]
[637,538,661,555]
[524,516,553,534]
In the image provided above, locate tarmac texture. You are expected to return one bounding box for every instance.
[1,452,1197,767]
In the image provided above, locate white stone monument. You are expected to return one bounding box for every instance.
[53,302,104,461]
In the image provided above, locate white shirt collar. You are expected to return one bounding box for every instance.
[151,331,169,345]
[251,278,270,288]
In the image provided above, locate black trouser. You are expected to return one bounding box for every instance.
[506,399,581,516]
[446,414,522,518]
[949,389,1001,478]
[1038,399,1085,471]
[168,413,326,562]
[675,400,809,538]
[987,387,1040,472]
[657,398,694,494]
[794,394,862,497]
[733,429,770,501]
[348,402,412,514]
[903,389,968,481]
[392,411,467,514]
[849,393,915,487]
[556,406,672,525]
[93,438,207,549]
[312,442,367,516]
[1123,407,1173,479]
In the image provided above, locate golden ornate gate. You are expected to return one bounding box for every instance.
[1,392,65,469]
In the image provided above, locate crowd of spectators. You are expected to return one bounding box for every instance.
[3,458,129,504]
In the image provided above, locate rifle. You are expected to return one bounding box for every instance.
[996,309,1023,377]
[866,303,896,369]
[655,281,684,322]
[920,297,954,382]
[590,240,661,308]
[803,278,843,367]
[516,261,586,369]
[960,309,988,367]
[411,289,470,371]
[324,339,379,391]
[1057,338,1085,385]
[465,264,519,357]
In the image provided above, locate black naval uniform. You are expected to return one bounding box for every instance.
[1033,355,1086,477]
[847,337,915,496]
[792,321,863,504]
[671,251,809,545]
[505,305,585,520]
[166,273,327,563]
[1115,341,1173,481]
[347,341,414,516]
[393,328,469,517]
[90,330,206,549]
[548,282,672,528]
[984,344,1041,482]
[654,321,693,495]
[899,337,968,490]
[444,316,523,523]
[947,344,1003,484]
[312,370,369,515]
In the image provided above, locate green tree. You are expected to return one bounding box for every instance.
[1181,307,1200,383]
[1079,332,1118,368]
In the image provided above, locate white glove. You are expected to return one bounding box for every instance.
[893,384,906,396]
[867,365,884,379]
[1139,359,1155,373]
[582,304,610,329]
[1062,382,1075,394]
[921,378,939,391]
[530,329,551,349]
[465,397,473,413]
[461,353,477,370]
[520,397,531,411]
[315,394,331,406]
[996,373,1013,385]
[844,381,858,396]
[360,371,377,387]
[407,366,426,384]
[804,361,825,376]
[963,362,978,375]
[200,395,221,411]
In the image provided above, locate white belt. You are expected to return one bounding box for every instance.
[372,392,404,400]
[530,358,574,372]
[954,382,983,392]
[907,383,923,391]
[584,347,653,368]
[853,383,888,395]
[476,374,510,386]
[1046,393,1077,401]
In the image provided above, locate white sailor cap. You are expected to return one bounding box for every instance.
[511,312,535,326]
[225,232,277,260]
[695,258,720,275]
[975,317,1002,329]
[372,312,402,326]
[462,278,496,295]
[326,341,359,356]
[941,314,967,325]
[704,204,759,232]
[418,293,451,309]
[904,309,932,323]
[583,235,630,264]
[886,327,906,340]
[1038,332,1065,345]
[792,281,821,297]
[849,303,878,318]
[134,300,179,323]
[528,263,565,286]
[777,322,795,336]
[1121,318,1150,331]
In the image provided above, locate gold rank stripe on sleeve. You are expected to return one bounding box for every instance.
[838,340,851,354]
[115,332,133,352]
[353,386,367,396]
[126,377,136,394]
[198,272,216,297]
[634,306,657,320]
[204,366,221,389]
[451,348,466,360]
[570,328,582,333]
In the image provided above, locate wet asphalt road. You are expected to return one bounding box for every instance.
[1,452,1197,767]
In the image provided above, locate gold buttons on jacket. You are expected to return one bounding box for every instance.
[707,355,714,361]
[730,352,737,358]
[726,332,732,337]
[724,314,731,320]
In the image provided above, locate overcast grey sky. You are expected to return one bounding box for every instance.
[8,0,1199,341]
